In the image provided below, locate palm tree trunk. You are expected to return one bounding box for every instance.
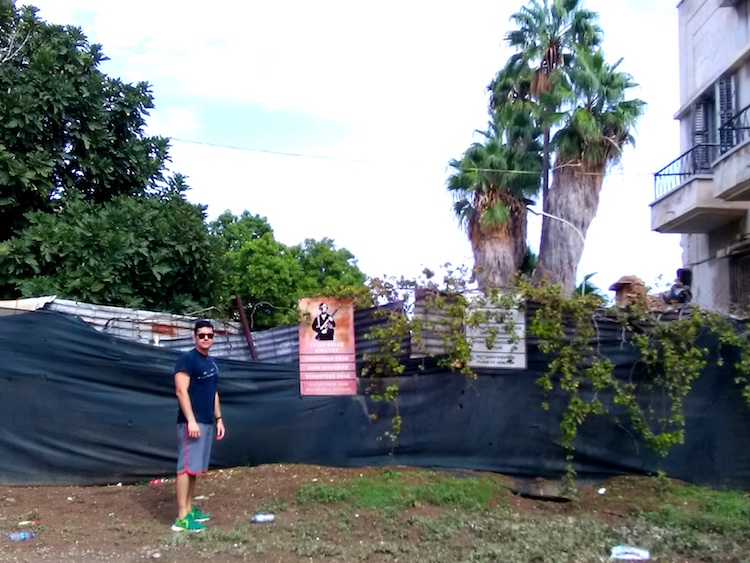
[471,209,528,290]
[540,126,550,250]
[541,127,550,209]
[535,158,604,294]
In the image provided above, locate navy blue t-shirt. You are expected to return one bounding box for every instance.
[174,348,219,424]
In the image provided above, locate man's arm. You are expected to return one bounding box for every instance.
[175,371,200,438]
[214,392,225,440]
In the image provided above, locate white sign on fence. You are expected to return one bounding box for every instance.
[465,297,527,370]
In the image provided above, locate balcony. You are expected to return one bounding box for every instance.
[715,104,750,201]
[651,144,746,233]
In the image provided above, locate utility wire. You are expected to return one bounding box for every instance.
[171,137,374,165]
[169,137,656,177]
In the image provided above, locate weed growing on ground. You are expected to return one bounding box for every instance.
[296,468,507,513]
[154,469,750,562]
[655,483,750,535]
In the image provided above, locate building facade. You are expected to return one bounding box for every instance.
[651,0,750,314]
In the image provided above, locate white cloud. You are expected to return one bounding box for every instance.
[147,106,201,138]
[24,0,684,289]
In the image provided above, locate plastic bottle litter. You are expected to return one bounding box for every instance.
[250,513,275,523]
[610,545,650,561]
[8,531,35,542]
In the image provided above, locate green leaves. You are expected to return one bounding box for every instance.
[553,48,645,164]
[0,1,170,241]
[223,222,367,330]
[0,191,225,314]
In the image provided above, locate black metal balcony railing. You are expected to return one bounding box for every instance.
[653,143,719,200]
[719,103,750,154]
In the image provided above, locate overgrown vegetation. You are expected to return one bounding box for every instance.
[162,468,750,562]
[296,468,503,513]
[0,1,368,324]
[359,266,750,490]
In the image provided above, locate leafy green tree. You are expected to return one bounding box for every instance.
[493,0,601,214]
[0,188,225,313]
[538,50,644,292]
[232,233,305,329]
[291,238,367,295]
[209,210,274,253]
[447,113,541,289]
[228,228,368,330]
[487,1,642,294]
[0,1,169,241]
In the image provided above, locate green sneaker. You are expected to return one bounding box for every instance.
[171,513,206,533]
[189,506,211,523]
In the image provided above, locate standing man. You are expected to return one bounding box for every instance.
[172,319,225,532]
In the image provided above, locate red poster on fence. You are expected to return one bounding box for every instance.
[298,297,356,396]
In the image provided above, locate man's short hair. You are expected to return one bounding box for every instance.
[194,319,214,333]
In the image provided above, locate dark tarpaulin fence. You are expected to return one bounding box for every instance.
[1,309,750,489]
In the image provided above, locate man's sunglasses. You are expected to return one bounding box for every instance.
[196,333,215,340]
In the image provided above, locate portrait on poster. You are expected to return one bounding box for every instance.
[298,297,355,356]
[298,296,356,395]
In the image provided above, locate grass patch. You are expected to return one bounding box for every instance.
[296,482,352,504]
[162,471,750,562]
[295,468,505,513]
[640,483,750,538]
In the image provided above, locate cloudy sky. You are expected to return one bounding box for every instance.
[24,0,682,292]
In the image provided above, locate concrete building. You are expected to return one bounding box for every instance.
[651,0,750,315]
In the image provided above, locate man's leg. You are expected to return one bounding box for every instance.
[187,474,197,513]
[175,473,191,519]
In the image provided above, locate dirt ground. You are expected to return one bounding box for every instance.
[0,464,680,563]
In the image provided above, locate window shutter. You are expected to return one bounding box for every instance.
[718,75,736,151]
[693,102,711,170]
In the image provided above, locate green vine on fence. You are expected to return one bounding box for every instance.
[350,269,750,482]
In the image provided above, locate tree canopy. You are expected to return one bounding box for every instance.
[0,0,169,241]
[0,186,225,313]
[0,2,370,325]
[219,216,368,330]
[447,114,541,289]
[450,0,643,294]
[209,211,274,253]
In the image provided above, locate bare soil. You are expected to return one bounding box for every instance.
[0,464,691,563]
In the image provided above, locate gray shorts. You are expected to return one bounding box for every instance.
[176,423,214,475]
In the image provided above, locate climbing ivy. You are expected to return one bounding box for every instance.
[355,269,750,488]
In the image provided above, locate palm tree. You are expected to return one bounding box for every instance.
[494,0,602,217]
[536,50,645,292]
[447,113,541,290]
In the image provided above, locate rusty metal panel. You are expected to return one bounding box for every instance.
[42,299,244,347]
[9,297,409,364]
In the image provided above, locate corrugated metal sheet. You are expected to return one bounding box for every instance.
[410,294,548,359]
[411,291,463,358]
[0,297,410,363]
[45,299,241,337]
[354,302,410,360]
[158,333,255,361]
[252,324,300,363]
[34,298,251,360]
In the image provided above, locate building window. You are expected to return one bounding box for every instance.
[692,100,714,170]
[718,75,737,151]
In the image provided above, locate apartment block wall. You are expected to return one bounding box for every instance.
[674,0,750,313]
[678,0,749,107]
